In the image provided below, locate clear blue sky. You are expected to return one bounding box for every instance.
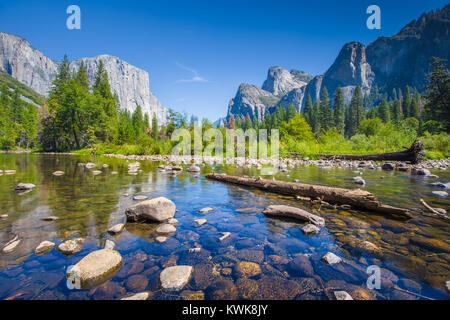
[0,0,448,121]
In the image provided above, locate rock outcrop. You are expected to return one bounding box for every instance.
[0,32,168,124]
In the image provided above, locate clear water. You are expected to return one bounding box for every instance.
[0,153,449,300]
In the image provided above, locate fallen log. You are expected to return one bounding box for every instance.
[317,141,425,164]
[206,173,413,219]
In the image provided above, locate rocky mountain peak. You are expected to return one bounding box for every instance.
[262,66,308,96]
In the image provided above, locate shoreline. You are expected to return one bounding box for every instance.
[2,151,448,171]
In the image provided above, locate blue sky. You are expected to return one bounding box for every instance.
[0,0,448,121]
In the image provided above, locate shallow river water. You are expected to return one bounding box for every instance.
[0,154,449,300]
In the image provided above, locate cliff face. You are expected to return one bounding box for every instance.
[0,32,168,124]
[262,66,308,96]
[366,4,450,91]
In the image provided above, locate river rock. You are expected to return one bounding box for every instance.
[262,205,325,227]
[301,224,320,236]
[334,291,353,300]
[133,195,148,201]
[156,223,177,234]
[125,197,176,223]
[199,207,213,214]
[218,232,231,241]
[353,176,365,185]
[289,255,314,277]
[120,292,151,300]
[410,236,450,253]
[92,170,102,175]
[108,223,125,234]
[432,191,448,197]
[382,163,394,171]
[415,168,431,176]
[125,274,149,292]
[15,183,36,191]
[66,249,123,289]
[57,238,85,256]
[35,241,55,255]
[187,165,201,172]
[52,171,65,176]
[194,218,207,226]
[41,216,58,221]
[155,236,168,243]
[104,239,115,250]
[85,162,96,169]
[167,218,178,224]
[321,252,342,265]
[159,265,194,292]
[205,280,238,300]
[2,239,21,253]
[234,262,262,278]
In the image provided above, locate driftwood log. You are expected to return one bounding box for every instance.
[206,173,413,219]
[262,205,325,226]
[317,141,425,164]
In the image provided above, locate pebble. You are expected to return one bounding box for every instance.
[321,252,342,265]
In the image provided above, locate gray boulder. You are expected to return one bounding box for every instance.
[125,197,176,223]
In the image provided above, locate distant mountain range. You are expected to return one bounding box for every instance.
[0,32,168,124]
[224,4,450,123]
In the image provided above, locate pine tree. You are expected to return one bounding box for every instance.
[75,60,90,91]
[333,87,345,134]
[346,86,364,137]
[319,87,333,131]
[286,104,297,121]
[423,57,450,132]
[391,100,401,124]
[402,85,411,119]
[311,100,320,133]
[151,113,159,140]
[303,94,313,125]
[378,99,390,123]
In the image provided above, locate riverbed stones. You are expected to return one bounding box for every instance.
[321,252,342,265]
[57,238,85,256]
[301,224,320,236]
[234,261,261,278]
[289,255,314,277]
[120,292,151,300]
[159,265,194,292]
[410,236,450,253]
[15,183,36,191]
[35,241,55,255]
[41,216,58,221]
[92,170,102,175]
[199,207,213,214]
[353,176,365,185]
[156,223,177,235]
[104,239,115,250]
[2,239,20,253]
[66,249,123,289]
[415,168,431,176]
[125,197,176,223]
[262,205,325,227]
[334,291,353,300]
[205,279,238,300]
[125,274,149,292]
[108,223,125,234]
[218,232,231,242]
[52,171,65,176]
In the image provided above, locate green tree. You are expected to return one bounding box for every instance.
[333,87,345,134]
[378,99,390,123]
[423,57,449,132]
[319,87,333,131]
[402,85,411,119]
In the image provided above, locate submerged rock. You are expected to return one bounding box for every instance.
[125,197,176,223]
[66,249,123,289]
[334,291,353,300]
[104,239,116,250]
[289,255,314,277]
[15,183,36,191]
[120,292,151,300]
[156,223,177,235]
[159,265,194,292]
[321,252,342,265]
[205,280,238,300]
[262,205,325,227]
[301,224,320,236]
[234,261,262,278]
[218,232,232,242]
[108,223,125,234]
[2,239,21,253]
[57,238,85,256]
[187,166,201,173]
[194,218,207,226]
[410,236,450,253]
[199,207,214,214]
[35,241,55,255]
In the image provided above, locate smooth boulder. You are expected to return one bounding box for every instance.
[125,197,176,223]
[262,205,325,227]
[15,183,36,191]
[108,223,125,234]
[66,249,123,289]
[35,241,56,255]
[57,238,85,256]
[159,265,194,291]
